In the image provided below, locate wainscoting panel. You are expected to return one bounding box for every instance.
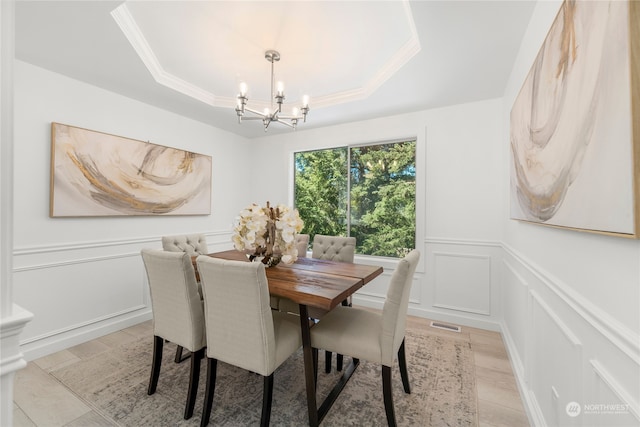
[11,232,237,360]
[588,360,640,426]
[501,260,528,376]
[501,245,640,427]
[354,270,422,309]
[354,269,394,302]
[433,251,491,315]
[14,253,146,345]
[530,290,583,427]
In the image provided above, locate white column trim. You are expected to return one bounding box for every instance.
[1,3,32,426]
[0,304,33,427]
[1,305,34,373]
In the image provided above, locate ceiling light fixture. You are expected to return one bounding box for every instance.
[235,50,310,131]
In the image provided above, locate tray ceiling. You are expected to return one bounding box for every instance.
[15,1,537,138]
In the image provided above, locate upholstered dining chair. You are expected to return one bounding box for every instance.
[140,249,206,420]
[196,256,302,427]
[161,233,208,362]
[162,233,209,256]
[309,249,420,427]
[311,234,356,372]
[296,233,310,258]
[311,234,356,263]
[280,234,357,372]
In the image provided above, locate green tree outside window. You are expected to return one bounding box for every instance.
[294,140,416,258]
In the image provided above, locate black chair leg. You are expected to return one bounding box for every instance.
[325,352,345,373]
[200,358,218,427]
[175,345,190,363]
[260,373,274,427]
[325,351,332,373]
[398,339,411,394]
[184,348,204,420]
[148,335,163,395]
[382,365,397,427]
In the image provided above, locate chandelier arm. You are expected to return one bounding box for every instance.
[274,119,295,129]
[243,107,268,118]
[277,114,303,120]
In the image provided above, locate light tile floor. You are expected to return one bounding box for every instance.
[13,316,529,427]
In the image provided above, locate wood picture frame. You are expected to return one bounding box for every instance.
[50,123,212,217]
[510,0,640,238]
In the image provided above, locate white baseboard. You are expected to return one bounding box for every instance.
[21,309,152,361]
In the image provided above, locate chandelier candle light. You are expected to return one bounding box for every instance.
[235,50,310,131]
[232,201,304,267]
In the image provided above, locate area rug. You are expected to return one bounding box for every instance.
[50,328,477,426]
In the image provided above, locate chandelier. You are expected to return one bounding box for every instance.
[235,50,310,131]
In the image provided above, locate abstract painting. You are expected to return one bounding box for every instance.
[50,123,212,217]
[510,0,639,237]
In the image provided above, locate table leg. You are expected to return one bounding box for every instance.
[299,304,319,427]
[299,304,360,426]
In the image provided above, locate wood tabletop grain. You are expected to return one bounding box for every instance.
[193,249,383,311]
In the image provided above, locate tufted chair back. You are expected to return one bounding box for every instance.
[310,234,356,372]
[162,234,209,256]
[311,234,356,263]
[296,234,310,258]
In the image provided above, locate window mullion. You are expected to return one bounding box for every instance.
[346,147,351,237]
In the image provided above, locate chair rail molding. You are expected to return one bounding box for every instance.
[12,230,232,256]
[425,236,502,248]
[13,252,140,272]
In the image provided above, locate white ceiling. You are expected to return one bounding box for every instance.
[15,0,536,139]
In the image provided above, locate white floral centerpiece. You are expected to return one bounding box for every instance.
[232,201,304,266]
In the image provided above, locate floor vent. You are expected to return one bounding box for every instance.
[430,321,461,333]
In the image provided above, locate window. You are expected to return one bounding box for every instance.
[294,139,416,258]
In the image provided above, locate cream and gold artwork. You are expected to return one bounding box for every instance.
[510,0,639,237]
[50,123,212,217]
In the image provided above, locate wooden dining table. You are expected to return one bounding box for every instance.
[195,249,383,426]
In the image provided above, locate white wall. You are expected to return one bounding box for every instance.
[249,98,505,330]
[13,61,252,359]
[500,2,640,426]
